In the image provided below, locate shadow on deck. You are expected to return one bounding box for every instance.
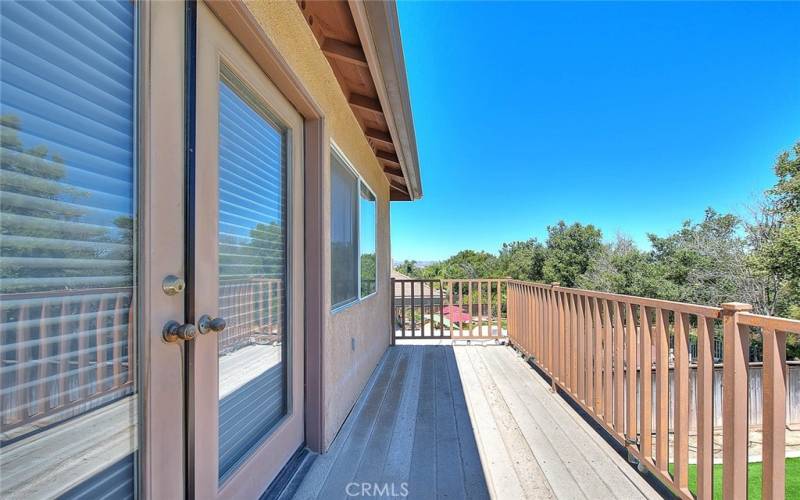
[286,345,662,499]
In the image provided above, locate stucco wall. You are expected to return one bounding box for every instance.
[243,1,392,450]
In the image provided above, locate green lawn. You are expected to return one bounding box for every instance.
[668,458,800,499]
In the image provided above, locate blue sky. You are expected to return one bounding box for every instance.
[390,1,800,262]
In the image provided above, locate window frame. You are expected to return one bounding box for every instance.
[330,142,378,312]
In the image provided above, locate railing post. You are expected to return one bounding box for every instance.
[696,316,716,500]
[508,280,515,349]
[762,326,787,500]
[721,302,753,500]
[550,283,560,392]
[390,277,395,346]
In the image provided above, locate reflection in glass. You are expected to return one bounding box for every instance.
[0,1,137,498]
[217,67,288,480]
[359,183,376,297]
[330,153,358,308]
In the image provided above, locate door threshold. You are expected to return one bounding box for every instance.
[260,445,316,500]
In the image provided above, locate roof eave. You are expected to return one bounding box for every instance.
[349,0,423,201]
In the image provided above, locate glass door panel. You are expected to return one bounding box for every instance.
[216,67,288,480]
[0,0,139,497]
[194,5,304,495]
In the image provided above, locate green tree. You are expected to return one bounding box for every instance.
[361,253,376,296]
[577,234,678,299]
[751,140,800,318]
[421,250,500,280]
[497,239,546,281]
[542,221,602,286]
[648,209,751,307]
[395,259,421,277]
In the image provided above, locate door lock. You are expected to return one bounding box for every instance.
[162,321,197,343]
[161,275,186,296]
[197,315,226,335]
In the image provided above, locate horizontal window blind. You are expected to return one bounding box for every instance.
[330,153,358,308]
[217,67,288,480]
[1,0,135,295]
[0,1,137,498]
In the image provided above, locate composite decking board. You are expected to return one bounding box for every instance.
[381,346,423,484]
[432,347,468,499]
[496,347,654,498]
[288,345,658,499]
[291,349,399,500]
[315,350,402,498]
[463,347,555,499]
[488,347,657,499]
[408,348,437,498]
[351,349,410,484]
[441,348,490,500]
[454,347,529,499]
[496,348,658,498]
[478,346,607,498]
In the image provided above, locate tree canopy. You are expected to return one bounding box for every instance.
[397,140,800,321]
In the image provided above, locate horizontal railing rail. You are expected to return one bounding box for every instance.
[390,278,507,342]
[506,280,800,500]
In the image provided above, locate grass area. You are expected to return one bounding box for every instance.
[668,458,800,499]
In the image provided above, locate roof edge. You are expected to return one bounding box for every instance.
[349,0,422,200]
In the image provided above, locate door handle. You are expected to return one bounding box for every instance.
[197,315,226,335]
[162,321,197,343]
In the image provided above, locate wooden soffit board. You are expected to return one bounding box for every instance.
[297,0,412,201]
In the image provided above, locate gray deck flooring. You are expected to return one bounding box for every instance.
[288,345,660,500]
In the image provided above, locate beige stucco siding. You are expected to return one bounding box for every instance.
[244,1,392,450]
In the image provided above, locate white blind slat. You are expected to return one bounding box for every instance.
[330,152,359,308]
[216,67,289,481]
[1,1,137,497]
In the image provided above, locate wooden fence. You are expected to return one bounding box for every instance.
[391,279,507,342]
[639,362,800,432]
[506,280,800,500]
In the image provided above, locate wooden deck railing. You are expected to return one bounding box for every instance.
[0,280,279,439]
[218,278,282,353]
[506,280,800,500]
[391,279,507,342]
[0,287,135,436]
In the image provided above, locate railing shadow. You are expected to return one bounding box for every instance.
[523,353,675,499]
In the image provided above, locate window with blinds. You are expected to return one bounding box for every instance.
[330,152,359,308]
[0,1,137,498]
[216,66,289,481]
[330,150,378,309]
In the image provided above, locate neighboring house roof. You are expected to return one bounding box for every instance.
[298,1,422,201]
[391,270,434,298]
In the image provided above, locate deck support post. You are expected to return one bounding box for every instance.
[721,302,752,500]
